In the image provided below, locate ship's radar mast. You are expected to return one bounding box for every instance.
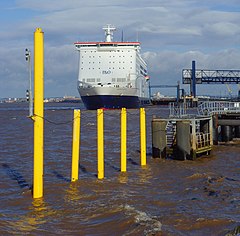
[103,24,116,42]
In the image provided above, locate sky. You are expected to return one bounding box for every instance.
[1,0,240,98]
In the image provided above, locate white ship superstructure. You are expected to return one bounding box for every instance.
[75,24,150,109]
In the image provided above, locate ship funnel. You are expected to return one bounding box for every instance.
[103,24,116,42]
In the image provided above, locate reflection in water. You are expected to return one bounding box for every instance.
[118,172,128,184]
[9,198,56,234]
[137,165,152,184]
[65,182,82,202]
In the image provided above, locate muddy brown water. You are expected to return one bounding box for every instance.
[0,103,239,235]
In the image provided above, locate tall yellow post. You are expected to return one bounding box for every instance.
[121,108,127,172]
[71,110,80,182]
[97,109,104,179]
[33,28,44,198]
[140,108,146,166]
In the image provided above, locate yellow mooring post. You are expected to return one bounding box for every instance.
[71,109,81,182]
[97,109,104,179]
[33,28,44,198]
[121,108,127,172]
[140,108,146,166]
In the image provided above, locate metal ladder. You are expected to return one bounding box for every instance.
[166,121,176,148]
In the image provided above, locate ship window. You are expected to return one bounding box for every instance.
[112,78,116,82]
[87,78,95,82]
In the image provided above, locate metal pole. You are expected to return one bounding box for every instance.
[25,49,33,117]
[97,109,104,179]
[33,28,44,199]
[71,109,80,182]
[121,108,127,172]
[140,108,146,166]
[177,81,180,106]
[192,60,196,98]
[29,51,33,116]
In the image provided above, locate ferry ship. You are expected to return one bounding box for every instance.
[74,25,150,110]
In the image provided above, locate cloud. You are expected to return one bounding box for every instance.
[1,0,240,98]
[143,48,240,96]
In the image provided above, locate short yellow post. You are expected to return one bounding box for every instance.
[97,109,104,179]
[33,28,44,198]
[121,108,127,172]
[140,108,146,166]
[71,109,80,182]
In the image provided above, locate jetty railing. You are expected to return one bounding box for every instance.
[198,101,240,116]
[195,132,211,150]
[169,102,188,118]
